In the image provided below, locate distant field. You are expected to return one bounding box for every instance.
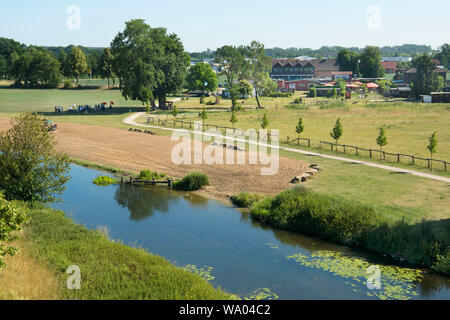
[158,96,450,161]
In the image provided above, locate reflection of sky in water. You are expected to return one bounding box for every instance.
[51,165,450,300]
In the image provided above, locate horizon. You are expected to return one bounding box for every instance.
[1,0,449,52]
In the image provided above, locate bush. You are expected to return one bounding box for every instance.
[250,186,450,275]
[266,92,293,98]
[137,169,166,181]
[63,79,73,89]
[230,192,264,208]
[173,172,209,191]
[285,104,309,110]
[93,176,117,186]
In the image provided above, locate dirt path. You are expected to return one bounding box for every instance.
[125,112,450,184]
[0,118,307,202]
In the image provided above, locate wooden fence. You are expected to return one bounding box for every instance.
[286,136,311,148]
[146,116,279,142]
[319,141,448,171]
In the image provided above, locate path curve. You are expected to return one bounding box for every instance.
[124,112,450,184]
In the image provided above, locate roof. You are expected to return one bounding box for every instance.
[381,61,397,70]
[272,58,340,71]
[405,67,449,74]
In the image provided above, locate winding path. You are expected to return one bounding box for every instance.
[123,112,450,184]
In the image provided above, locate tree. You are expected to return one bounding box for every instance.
[100,48,114,87]
[330,118,343,152]
[427,132,438,172]
[112,19,189,111]
[66,46,87,85]
[186,62,218,96]
[215,45,248,110]
[238,79,253,99]
[359,46,385,78]
[261,112,269,129]
[309,86,317,98]
[171,105,179,118]
[0,55,6,79]
[337,49,359,75]
[230,110,238,128]
[295,117,304,139]
[199,107,208,131]
[247,41,272,109]
[0,113,70,202]
[435,43,450,70]
[0,195,29,268]
[411,54,443,97]
[376,127,388,161]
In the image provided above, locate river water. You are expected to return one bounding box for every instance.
[51,165,450,300]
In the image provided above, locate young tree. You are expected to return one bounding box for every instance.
[0,195,29,268]
[171,105,179,118]
[186,62,218,96]
[100,48,115,87]
[296,117,304,139]
[427,132,438,172]
[411,54,444,97]
[0,113,70,202]
[309,86,317,98]
[330,118,343,152]
[230,110,238,128]
[238,79,253,99]
[66,46,87,85]
[359,46,385,78]
[199,107,208,131]
[261,112,269,129]
[376,127,388,161]
[247,41,272,109]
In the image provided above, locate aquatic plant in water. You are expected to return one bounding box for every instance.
[93,176,117,186]
[286,251,423,300]
[244,288,279,300]
[265,242,280,250]
[184,265,215,282]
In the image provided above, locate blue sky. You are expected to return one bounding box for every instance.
[0,0,448,51]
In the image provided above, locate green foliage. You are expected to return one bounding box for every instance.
[0,114,70,202]
[230,192,264,208]
[23,204,232,299]
[0,195,29,268]
[434,43,450,70]
[66,46,87,85]
[285,104,309,110]
[173,172,210,191]
[230,110,238,127]
[137,169,166,181]
[337,49,359,75]
[295,117,304,137]
[171,105,178,118]
[330,118,343,145]
[238,79,253,98]
[250,187,450,275]
[411,54,444,96]
[186,62,218,94]
[359,46,385,78]
[63,79,73,89]
[199,107,208,122]
[267,92,293,98]
[427,131,438,171]
[99,48,115,87]
[261,112,269,129]
[376,127,388,161]
[309,87,317,98]
[93,176,117,186]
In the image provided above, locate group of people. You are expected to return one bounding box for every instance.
[54,102,115,114]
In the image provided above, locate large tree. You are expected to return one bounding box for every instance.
[411,54,443,97]
[111,19,189,110]
[337,49,359,75]
[0,113,70,202]
[215,45,248,110]
[0,55,7,79]
[186,62,218,96]
[435,44,450,70]
[247,41,272,109]
[359,46,385,78]
[66,46,87,85]
[100,48,115,87]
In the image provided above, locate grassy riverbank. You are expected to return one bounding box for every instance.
[248,187,450,276]
[0,203,232,300]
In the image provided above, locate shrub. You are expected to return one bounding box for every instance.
[173,172,209,191]
[93,176,117,186]
[266,92,293,98]
[137,170,166,181]
[0,195,29,268]
[230,192,264,208]
[285,104,309,110]
[63,80,73,89]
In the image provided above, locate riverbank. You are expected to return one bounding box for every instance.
[248,187,450,276]
[0,202,233,300]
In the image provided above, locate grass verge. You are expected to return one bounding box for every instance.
[8,202,232,300]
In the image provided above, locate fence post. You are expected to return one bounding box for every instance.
[369,150,372,158]
[412,156,415,165]
[298,139,300,147]
[397,154,400,163]
[308,139,311,148]
[356,147,358,156]
[427,159,430,169]
[287,136,290,144]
